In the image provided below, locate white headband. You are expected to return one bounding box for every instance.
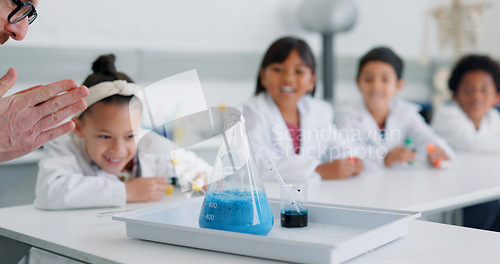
[76,80,143,117]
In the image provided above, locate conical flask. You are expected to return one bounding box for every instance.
[199,108,274,235]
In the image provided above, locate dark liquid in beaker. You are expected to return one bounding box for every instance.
[281,210,308,228]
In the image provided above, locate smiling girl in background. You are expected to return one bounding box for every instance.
[244,36,363,183]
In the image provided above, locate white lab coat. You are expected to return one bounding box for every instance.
[431,101,500,154]
[244,93,346,183]
[34,129,210,210]
[336,99,455,171]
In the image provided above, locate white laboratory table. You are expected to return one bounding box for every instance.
[1,152,499,263]
[264,152,500,216]
[1,193,500,264]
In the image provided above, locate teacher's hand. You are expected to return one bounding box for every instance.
[0,68,89,162]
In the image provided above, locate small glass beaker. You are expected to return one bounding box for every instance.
[280,185,308,228]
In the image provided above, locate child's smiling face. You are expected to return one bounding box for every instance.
[260,49,315,109]
[73,101,142,174]
[454,70,500,125]
[357,61,404,113]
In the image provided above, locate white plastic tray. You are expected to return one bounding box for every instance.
[113,197,420,264]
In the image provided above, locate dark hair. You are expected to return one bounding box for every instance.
[357,47,404,80]
[255,36,316,95]
[79,54,138,119]
[82,54,134,87]
[448,54,500,94]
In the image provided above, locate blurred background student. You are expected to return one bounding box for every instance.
[432,54,500,231]
[336,47,454,171]
[432,55,500,154]
[244,36,362,183]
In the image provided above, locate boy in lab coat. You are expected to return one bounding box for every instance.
[431,55,500,153]
[431,54,500,231]
[336,47,454,171]
[34,54,209,210]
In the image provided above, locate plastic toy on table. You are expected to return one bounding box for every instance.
[405,137,416,165]
[427,144,451,169]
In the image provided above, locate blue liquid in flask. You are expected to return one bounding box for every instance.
[199,189,274,235]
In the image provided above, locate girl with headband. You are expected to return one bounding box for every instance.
[34,54,209,210]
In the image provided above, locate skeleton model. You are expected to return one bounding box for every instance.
[421,0,489,109]
[433,0,485,57]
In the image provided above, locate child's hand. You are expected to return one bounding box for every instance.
[315,160,357,180]
[384,147,416,167]
[125,177,167,202]
[346,157,364,175]
[427,145,450,168]
[193,172,208,191]
[353,158,364,175]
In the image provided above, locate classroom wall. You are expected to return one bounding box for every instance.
[2,0,498,107]
[11,0,500,58]
[3,0,499,106]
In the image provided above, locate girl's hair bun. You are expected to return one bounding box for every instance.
[92,54,117,76]
[82,53,134,88]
